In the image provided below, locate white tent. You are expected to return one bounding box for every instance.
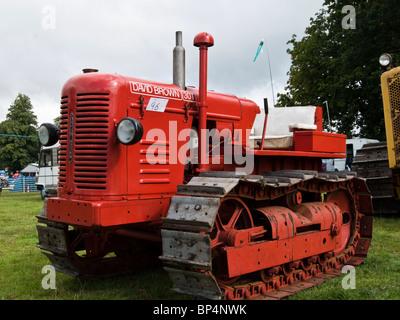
[20,163,39,177]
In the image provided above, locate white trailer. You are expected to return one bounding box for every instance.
[36,142,59,199]
[323,138,379,171]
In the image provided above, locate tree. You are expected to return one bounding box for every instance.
[277,0,400,140]
[0,93,40,173]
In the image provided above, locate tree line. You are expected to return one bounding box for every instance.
[276,0,400,141]
[0,93,40,173]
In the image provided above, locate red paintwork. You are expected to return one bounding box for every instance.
[47,35,346,230]
[209,189,355,283]
[294,131,347,153]
[48,72,261,227]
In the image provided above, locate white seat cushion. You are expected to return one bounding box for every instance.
[250,106,318,149]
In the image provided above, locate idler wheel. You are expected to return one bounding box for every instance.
[210,197,254,285]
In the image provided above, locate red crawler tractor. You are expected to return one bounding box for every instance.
[36,31,373,300]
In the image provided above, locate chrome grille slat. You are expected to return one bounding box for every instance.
[58,96,68,187]
[74,93,110,190]
[58,92,110,191]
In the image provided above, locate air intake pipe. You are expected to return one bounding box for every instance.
[173,31,185,90]
[193,32,214,172]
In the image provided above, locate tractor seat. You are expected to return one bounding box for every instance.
[249,106,319,149]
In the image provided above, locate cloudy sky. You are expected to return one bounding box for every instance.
[0,0,325,126]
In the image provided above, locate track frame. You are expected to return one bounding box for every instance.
[160,170,373,300]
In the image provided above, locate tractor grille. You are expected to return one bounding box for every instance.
[58,93,110,191]
[387,76,400,166]
[58,96,68,188]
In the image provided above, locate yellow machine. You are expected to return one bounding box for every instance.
[380,53,400,203]
[353,53,400,214]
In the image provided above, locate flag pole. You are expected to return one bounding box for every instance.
[253,39,275,149]
[253,39,275,107]
[265,41,275,106]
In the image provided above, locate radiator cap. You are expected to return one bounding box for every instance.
[82,68,99,73]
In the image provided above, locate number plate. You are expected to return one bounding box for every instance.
[146,97,168,112]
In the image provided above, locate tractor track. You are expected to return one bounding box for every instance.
[160,170,373,300]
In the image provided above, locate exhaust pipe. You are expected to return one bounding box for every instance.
[173,31,185,90]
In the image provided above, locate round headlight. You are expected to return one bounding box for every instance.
[379,53,392,67]
[38,123,59,146]
[116,117,143,145]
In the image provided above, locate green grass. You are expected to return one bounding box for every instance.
[1,190,399,300]
[290,217,400,300]
[0,190,182,300]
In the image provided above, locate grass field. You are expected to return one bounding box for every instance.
[1,190,399,300]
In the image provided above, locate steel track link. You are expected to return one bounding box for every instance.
[352,142,399,214]
[160,170,373,300]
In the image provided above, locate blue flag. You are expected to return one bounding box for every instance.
[253,40,264,62]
